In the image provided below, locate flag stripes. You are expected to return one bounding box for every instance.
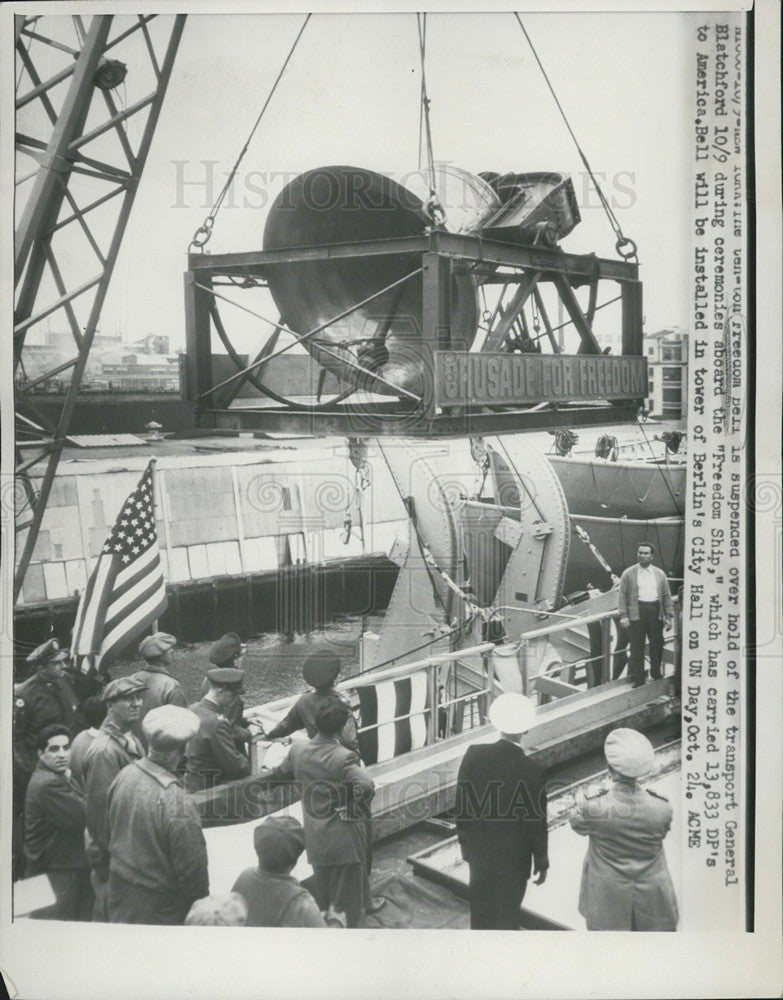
[356,672,430,765]
[71,462,167,677]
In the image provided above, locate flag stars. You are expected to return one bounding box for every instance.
[121,554,131,563]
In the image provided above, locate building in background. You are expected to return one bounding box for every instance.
[643,327,688,419]
[18,330,180,394]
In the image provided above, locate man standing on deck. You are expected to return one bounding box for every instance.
[265,651,383,914]
[14,639,85,765]
[265,651,359,752]
[134,633,185,747]
[185,667,251,791]
[262,701,375,928]
[24,725,93,920]
[569,728,678,931]
[618,543,673,687]
[82,675,147,920]
[455,693,549,930]
[107,705,208,925]
[200,634,253,753]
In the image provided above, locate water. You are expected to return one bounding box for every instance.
[111,612,386,709]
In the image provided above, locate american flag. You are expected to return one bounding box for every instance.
[71,462,167,678]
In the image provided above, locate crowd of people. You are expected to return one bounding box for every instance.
[13,629,678,932]
[13,634,382,928]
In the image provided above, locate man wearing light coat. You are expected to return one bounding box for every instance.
[569,728,678,931]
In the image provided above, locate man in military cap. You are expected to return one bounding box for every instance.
[134,632,185,748]
[569,727,679,931]
[262,700,375,928]
[185,668,251,791]
[455,693,549,930]
[265,650,359,753]
[23,724,93,920]
[14,639,85,763]
[82,674,147,920]
[199,633,253,753]
[232,817,328,927]
[106,705,208,925]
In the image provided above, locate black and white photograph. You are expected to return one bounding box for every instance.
[1,1,780,998]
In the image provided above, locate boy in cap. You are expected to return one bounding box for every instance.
[81,674,147,920]
[232,817,328,927]
[185,667,251,792]
[455,693,549,930]
[135,633,185,745]
[569,727,678,931]
[265,650,359,754]
[107,706,209,925]
[23,724,93,920]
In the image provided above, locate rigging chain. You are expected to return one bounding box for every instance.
[514,13,638,263]
[189,14,311,252]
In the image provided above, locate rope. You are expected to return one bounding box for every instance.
[416,13,444,225]
[635,417,685,517]
[189,14,311,252]
[513,14,638,263]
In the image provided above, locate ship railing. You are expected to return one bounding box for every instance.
[514,596,682,699]
[246,640,498,755]
[246,598,681,760]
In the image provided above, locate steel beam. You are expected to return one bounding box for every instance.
[186,236,639,283]
[13,14,187,603]
[210,402,642,437]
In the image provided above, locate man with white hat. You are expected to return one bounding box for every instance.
[569,727,679,931]
[106,705,209,924]
[455,693,549,930]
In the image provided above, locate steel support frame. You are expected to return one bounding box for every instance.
[13,13,187,603]
[183,230,643,435]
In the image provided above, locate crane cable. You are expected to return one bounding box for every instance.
[189,13,311,252]
[416,13,445,227]
[514,13,638,263]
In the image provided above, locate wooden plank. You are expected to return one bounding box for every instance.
[533,676,581,698]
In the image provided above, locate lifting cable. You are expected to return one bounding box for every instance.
[189,13,311,252]
[416,13,445,226]
[514,13,638,264]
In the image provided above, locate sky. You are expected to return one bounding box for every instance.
[16,10,694,351]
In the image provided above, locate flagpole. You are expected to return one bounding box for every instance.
[150,456,159,633]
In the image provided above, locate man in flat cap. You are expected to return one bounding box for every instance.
[265,650,359,753]
[106,706,209,924]
[23,724,93,920]
[82,674,147,920]
[455,693,549,930]
[570,727,679,931]
[185,668,251,792]
[134,633,185,749]
[14,639,85,767]
[263,700,375,928]
[232,817,328,927]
